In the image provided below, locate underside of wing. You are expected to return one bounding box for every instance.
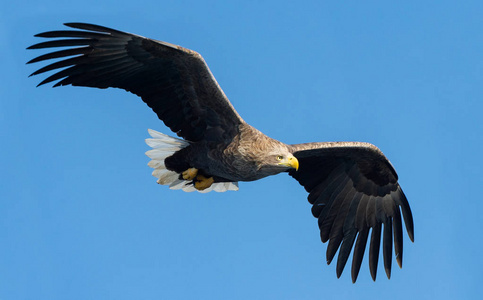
[288,142,414,282]
[27,23,244,142]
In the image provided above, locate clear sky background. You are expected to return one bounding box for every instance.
[1,1,482,299]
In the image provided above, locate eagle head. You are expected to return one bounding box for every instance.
[256,143,299,174]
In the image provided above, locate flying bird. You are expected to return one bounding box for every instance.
[27,23,414,283]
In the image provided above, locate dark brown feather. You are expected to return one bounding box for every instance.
[27,47,91,64]
[351,227,369,283]
[335,192,362,277]
[369,224,382,281]
[383,218,393,279]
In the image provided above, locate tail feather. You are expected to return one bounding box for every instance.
[145,129,239,193]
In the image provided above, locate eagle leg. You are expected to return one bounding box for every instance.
[182,167,198,180]
[194,174,214,190]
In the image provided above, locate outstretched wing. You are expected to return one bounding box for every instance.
[27,23,244,142]
[288,142,414,283]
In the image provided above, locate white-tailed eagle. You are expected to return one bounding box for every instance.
[27,23,414,283]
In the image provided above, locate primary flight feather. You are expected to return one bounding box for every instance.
[28,23,414,282]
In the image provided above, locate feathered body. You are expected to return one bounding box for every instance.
[164,123,295,182]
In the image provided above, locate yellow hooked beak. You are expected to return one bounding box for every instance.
[279,155,299,171]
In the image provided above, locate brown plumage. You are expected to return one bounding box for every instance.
[27,23,414,282]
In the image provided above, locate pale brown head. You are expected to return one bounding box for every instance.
[255,141,299,175]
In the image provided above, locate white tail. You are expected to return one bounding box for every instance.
[145,129,238,193]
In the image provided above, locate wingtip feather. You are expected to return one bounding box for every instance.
[396,253,403,269]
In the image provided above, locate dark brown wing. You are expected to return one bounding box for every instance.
[288,142,414,283]
[27,23,244,142]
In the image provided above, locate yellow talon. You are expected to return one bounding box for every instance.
[182,168,198,180]
[194,175,214,190]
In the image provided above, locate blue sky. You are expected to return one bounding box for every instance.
[1,1,482,299]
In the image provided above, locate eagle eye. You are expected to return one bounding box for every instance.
[276,155,283,161]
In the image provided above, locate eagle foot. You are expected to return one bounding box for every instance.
[182,168,198,180]
[194,175,214,190]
